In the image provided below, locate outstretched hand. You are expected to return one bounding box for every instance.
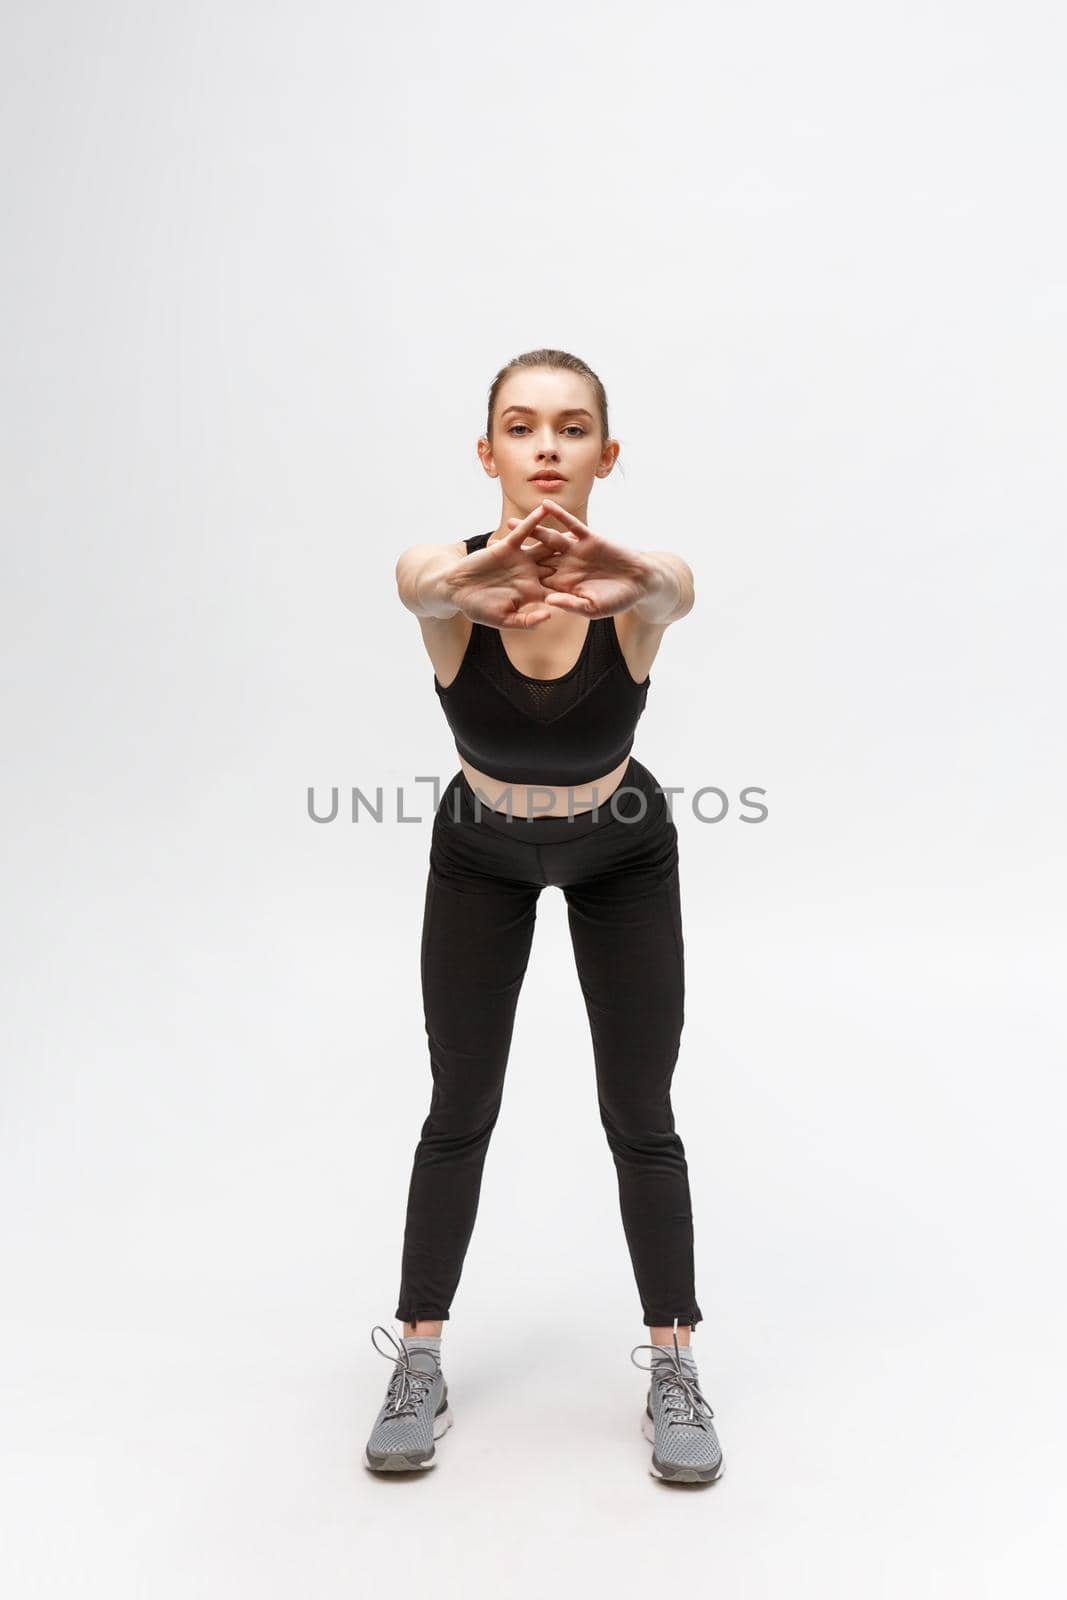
[446,503,575,629]
[506,499,649,620]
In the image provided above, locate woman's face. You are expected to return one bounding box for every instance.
[479,367,617,522]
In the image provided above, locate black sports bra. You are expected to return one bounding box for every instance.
[433,531,651,786]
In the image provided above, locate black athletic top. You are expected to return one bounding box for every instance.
[433,531,651,785]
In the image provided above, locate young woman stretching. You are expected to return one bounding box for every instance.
[363,350,724,1484]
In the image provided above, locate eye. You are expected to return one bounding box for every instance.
[507,423,587,437]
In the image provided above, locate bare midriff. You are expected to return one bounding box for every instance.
[458,752,632,818]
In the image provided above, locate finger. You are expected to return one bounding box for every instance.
[543,592,595,613]
[519,540,566,560]
[503,504,554,544]
[539,498,592,538]
[508,509,574,553]
[527,528,573,555]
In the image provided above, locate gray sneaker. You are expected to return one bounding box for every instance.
[362,1324,454,1472]
[631,1335,725,1483]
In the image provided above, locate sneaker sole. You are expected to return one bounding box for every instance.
[641,1410,725,1483]
[362,1403,454,1473]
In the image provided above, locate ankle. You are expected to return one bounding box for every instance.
[649,1325,693,1349]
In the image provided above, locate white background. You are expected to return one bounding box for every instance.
[2,1,1065,1594]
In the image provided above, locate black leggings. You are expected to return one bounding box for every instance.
[394,755,703,1331]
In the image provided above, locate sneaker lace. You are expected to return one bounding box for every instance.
[371,1324,441,1420]
[630,1337,716,1429]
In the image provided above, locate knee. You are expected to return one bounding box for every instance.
[420,1080,505,1151]
[597,1093,680,1152]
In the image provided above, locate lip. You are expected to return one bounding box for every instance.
[529,474,566,484]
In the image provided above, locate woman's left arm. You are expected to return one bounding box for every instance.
[631,552,696,625]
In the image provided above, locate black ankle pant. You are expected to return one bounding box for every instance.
[395,755,703,1331]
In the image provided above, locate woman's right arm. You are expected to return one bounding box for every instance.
[395,542,468,619]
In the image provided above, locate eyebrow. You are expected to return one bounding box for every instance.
[500,405,595,420]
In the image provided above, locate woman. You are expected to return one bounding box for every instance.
[362,350,724,1484]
